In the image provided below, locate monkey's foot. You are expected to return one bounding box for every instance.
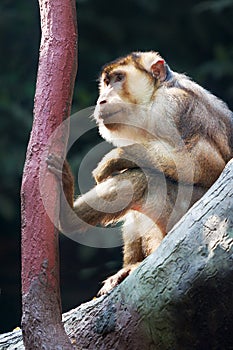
[97,264,139,296]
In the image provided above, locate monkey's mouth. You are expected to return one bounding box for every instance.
[100,109,123,120]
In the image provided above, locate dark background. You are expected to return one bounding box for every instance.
[1,0,233,333]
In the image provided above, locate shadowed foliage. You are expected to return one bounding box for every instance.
[1,0,233,332]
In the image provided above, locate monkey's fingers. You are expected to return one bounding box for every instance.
[93,159,138,183]
[97,269,130,296]
[47,165,63,181]
[46,154,64,180]
[97,264,140,296]
[47,153,64,168]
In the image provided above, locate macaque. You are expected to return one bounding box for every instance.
[47,51,233,295]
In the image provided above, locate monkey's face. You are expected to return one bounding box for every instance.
[94,52,167,146]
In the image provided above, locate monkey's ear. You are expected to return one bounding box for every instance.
[151,59,166,82]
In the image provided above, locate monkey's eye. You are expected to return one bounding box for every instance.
[113,72,125,83]
[104,76,110,86]
[103,72,125,86]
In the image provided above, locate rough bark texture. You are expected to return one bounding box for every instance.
[20,0,77,349]
[2,160,232,349]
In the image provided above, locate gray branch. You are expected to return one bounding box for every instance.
[1,160,232,349]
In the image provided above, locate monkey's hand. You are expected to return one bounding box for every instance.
[93,147,140,183]
[46,153,74,208]
[97,263,140,296]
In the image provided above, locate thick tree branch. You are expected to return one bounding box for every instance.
[20,0,77,349]
[3,160,233,349]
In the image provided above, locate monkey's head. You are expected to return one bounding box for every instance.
[94,51,172,146]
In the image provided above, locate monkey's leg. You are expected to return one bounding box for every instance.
[98,211,144,296]
[129,212,164,257]
[97,177,207,295]
[98,212,164,296]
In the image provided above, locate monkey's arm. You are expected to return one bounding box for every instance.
[47,154,147,234]
[93,140,226,188]
[72,168,147,228]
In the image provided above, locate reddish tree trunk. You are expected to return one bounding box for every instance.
[21,0,77,349]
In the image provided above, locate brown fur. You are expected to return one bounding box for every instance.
[48,51,233,295]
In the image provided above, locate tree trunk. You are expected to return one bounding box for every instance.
[2,160,232,349]
[20,0,77,349]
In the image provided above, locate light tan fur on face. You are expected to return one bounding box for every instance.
[95,62,158,146]
[109,65,155,104]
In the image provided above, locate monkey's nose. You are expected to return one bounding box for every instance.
[99,99,107,105]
